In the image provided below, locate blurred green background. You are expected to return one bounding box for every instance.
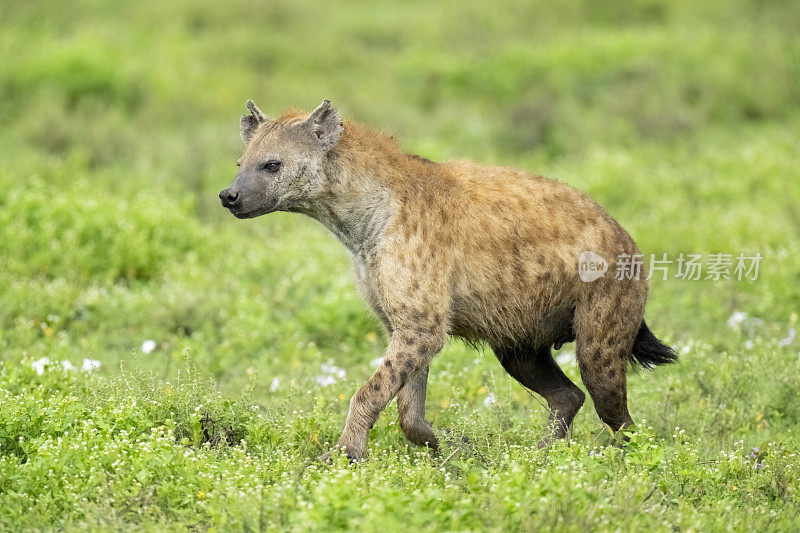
[1,0,799,383]
[1,0,799,529]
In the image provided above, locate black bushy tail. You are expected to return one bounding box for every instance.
[631,321,677,369]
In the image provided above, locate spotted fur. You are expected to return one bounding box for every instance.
[220,99,676,461]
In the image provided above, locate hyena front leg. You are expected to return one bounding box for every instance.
[321,329,445,462]
[397,365,439,450]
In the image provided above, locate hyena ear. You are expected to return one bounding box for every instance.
[240,100,269,144]
[301,99,343,151]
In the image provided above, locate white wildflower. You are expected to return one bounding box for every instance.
[270,377,280,392]
[728,311,763,333]
[320,363,346,379]
[369,356,384,368]
[32,357,51,376]
[316,375,337,387]
[555,350,575,365]
[60,360,76,372]
[779,328,796,347]
[483,393,497,407]
[82,359,101,372]
[316,363,346,387]
[141,340,157,354]
[727,311,748,329]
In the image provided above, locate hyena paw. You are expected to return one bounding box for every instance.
[537,437,553,449]
[317,450,334,463]
[317,442,365,463]
[440,428,470,447]
[439,428,474,455]
[537,423,571,449]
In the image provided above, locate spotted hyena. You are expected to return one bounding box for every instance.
[220,99,676,461]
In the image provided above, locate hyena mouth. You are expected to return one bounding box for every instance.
[231,205,274,219]
[229,198,278,219]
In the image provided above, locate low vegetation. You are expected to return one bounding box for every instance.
[0,0,798,530]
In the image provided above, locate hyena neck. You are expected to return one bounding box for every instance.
[298,148,398,256]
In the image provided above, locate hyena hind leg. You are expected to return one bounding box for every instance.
[574,304,638,436]
[494,344,586,446]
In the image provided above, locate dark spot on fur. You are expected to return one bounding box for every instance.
[409,153,434,164]
[372,383,381,392]
[398,206,408,226]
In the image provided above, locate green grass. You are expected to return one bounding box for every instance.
[1,0,799,530]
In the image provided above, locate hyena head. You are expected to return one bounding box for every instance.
[219,99,343,218]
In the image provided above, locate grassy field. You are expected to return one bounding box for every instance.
[1,0,800,530]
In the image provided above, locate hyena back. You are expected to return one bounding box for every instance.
[220,99,677,460]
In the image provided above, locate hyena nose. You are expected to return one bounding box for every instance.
[219,188,240,208]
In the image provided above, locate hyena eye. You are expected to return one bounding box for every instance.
[261,160,281,173]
